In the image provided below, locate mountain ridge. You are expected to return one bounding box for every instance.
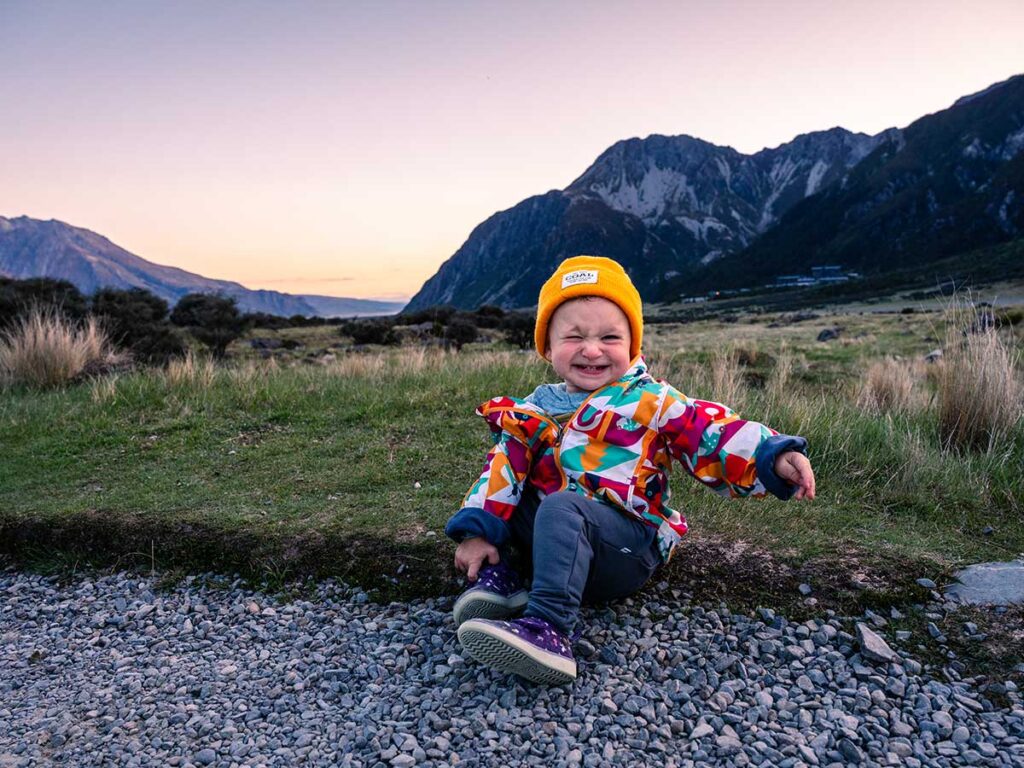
[679,73,1024,294]
[407,74,1022,310]
[406,125,895,310]
[0,215,404,317]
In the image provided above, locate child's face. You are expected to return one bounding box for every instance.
[544,297,633,393]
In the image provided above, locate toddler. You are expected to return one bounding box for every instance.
[445,255,815,685]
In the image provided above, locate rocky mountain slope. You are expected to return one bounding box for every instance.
[408,75,1023,310]
[683,75,1024,294]
[406,129,896,310]
[0,216,403,317]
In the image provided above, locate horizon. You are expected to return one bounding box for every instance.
[2,1,1022,301]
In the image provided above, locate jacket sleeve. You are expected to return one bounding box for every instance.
[445,397,557,546]
[656,385,807,500]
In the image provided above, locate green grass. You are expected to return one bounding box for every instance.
[2,314,1023,665]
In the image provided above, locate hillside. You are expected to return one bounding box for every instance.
[0,216,404,317]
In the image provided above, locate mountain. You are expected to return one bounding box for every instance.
[682,75,1024,294]
[407,74,1023,310]
[406,129,896,310]
[0,216,404,317]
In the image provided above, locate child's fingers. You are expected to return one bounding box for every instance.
[466,557,482,582]
[795,461,816,501]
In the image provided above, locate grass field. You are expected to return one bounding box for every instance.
[2,299,1023,678]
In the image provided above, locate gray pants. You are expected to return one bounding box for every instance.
[503,490,662,635]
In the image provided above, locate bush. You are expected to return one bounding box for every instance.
[996,307,1024,327]
[472,305,506,328]
[243,312,291,330]
[0,309,122,388]
[170,294,250,358]
[92,287,186,363]
[397,305,456,326]
[340,319,399,346]
[444,320,478,351]
[501,312,534,350]
[0,277,88,330]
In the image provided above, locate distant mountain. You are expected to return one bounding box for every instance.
[406,128,895,310]
[682,75,1024,294]
[0,216,404,317]
[407,74,1023,310]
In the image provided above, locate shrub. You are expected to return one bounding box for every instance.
[444,319,478,351]
[243,312,291,330]
[473,304,506,328]
[0,277,88,329]
[170,294,250,358]
[397,305,456,326]
[501,312,534,350]
[0,309,122,388]
[340,319,399,346]
[996,307,1024,327]
[936,329,1022,452]
[92,287,186,363]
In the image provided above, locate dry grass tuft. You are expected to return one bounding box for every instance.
[91,374,120,405]
[165,350,216,389]
[711,348,745,412]
[936,328,1022,452]
[766,343,795,405]
[0,309,122,388]
[229,357,279,385]
[324,352,388,378]
[858,357,918,415]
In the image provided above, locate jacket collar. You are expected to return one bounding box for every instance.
[619,355,650,383]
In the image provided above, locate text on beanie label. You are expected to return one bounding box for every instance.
[561,269,599,289]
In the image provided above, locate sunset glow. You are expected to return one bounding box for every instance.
[2,0,1022,301]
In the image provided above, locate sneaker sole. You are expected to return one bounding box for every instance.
[452,589,528,628]
[457,619,577,685]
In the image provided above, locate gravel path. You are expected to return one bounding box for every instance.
[2,566,1022,768]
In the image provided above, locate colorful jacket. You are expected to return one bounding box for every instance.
[445,358,806,563]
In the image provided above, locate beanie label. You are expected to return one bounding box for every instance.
[561,269,598,289]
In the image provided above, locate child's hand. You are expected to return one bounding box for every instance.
[454,537,500,582]
[774,451,816,500]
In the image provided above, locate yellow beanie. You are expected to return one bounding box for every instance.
[534,255,643,359]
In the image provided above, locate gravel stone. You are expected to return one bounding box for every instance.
[1,565,1022,768]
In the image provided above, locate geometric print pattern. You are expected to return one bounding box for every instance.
[463,358,778,563]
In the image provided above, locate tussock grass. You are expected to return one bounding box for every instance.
[90,374,120,405]
[711,348,746,412]
[766,343,796,408]
[858,358,920,415]
[0,309,122,389]
[936,328,1022,452]
[165,350,216,389]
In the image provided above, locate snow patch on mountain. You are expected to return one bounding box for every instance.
[676,215,729,239]
[587,164,699,223]
[1001,125,1024,160]
[805,160,829,196]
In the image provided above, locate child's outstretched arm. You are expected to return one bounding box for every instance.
[658,385,809,500]
[774,450,816,500]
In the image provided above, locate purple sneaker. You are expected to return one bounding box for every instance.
[452,562,528,628]
[456,616,577,685]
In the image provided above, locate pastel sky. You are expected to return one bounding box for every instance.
[2,1,1022,301]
